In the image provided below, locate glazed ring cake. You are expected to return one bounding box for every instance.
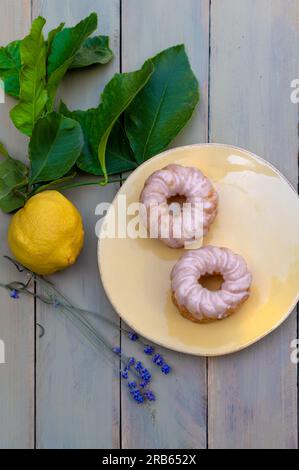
[140,164,218,248]
[171,246,252,323]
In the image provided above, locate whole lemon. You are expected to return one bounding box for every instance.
[8,190,84,275]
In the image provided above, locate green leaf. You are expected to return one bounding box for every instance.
[46,22,65,55]
[125,45,200,163]
[59,101,96,171]
[46,12,98,107]
[59,102,136,176]
[78,119,137,175]
[0,141,9,157]
[0,157,28,213]
[10,17,48,136]
[105,120,137,174]
[29,112,84,184]
[0,40,21,98]
[70,36,113,69]
[0,20,105,100]
[90,60,154,182]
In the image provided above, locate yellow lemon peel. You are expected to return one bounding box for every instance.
[8,190,84,275]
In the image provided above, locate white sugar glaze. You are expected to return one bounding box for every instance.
[140,164,218,248]
[171,246,252,320]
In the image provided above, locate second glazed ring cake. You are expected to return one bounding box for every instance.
[171,246,252,323]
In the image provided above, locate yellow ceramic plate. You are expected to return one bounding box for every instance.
[98,144,299,356]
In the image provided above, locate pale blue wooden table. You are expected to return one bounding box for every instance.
[0,0,298,449]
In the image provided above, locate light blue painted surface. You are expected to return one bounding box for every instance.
[208,0,298,449]
[32,0,121,449]
[0,0,34,449]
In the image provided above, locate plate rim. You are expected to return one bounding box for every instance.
[98,143,299,357]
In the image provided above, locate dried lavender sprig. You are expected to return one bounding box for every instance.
[1,273,172,376]
[0,277,114,360]
[39,288,157,358]
[43,298,152,401]
[1,260,150,381]
[2,263,160,405]
[30,271,139,338]
[24,267,169,372]
[2,257,171,382]
[3,257,166,357]
[1,278,154,398]
[4,258,148,341]
[0,280,53,305]
[35,286,142,380]
[46,303,154,401]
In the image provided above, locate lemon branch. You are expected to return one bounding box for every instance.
[32,177,125,194]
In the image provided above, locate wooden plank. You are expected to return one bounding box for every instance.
[121,0,209,449]
[32,0,121,449]
[0,0,34,449]
[209,0,298,449]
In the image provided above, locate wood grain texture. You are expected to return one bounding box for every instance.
[208,0,298,449]
[120,0,209,449]
[0,0,34,450]
[32,0,121,449]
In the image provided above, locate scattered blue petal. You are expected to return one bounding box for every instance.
[161,364,171,375]
[145,390,156,402]
[135,361,143,372]
[153,354,164,367]
[130,389,145,404]
[10,289,19,299]
[52,298,60,308]
[141,370,151,383]
[128,357,135,367]
[139,382,147,389]
[112,347,121,355]
[128,381,137,390]
[128,332,139,342]
[144,345,154,355]
[121,369,129,380]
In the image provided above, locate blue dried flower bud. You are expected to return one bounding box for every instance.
[141,371,151,383]
[145,390,156,402]
[130,389,144,404]
[121,369,129,380]
[128,357,135,367]
[135,361,143,371]
[144,345,154,355]
[10,289,19,299]
[52,298,60,308]
[128,381,137,390]
[128,332,139,342]
[112,347,121,355]
[161,364,171,375]
[135,394,145,404]
[153,354,164,367]
[139,382,147,389]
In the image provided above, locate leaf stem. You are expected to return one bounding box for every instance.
[47,177,124,192]
[13,189,28,199]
